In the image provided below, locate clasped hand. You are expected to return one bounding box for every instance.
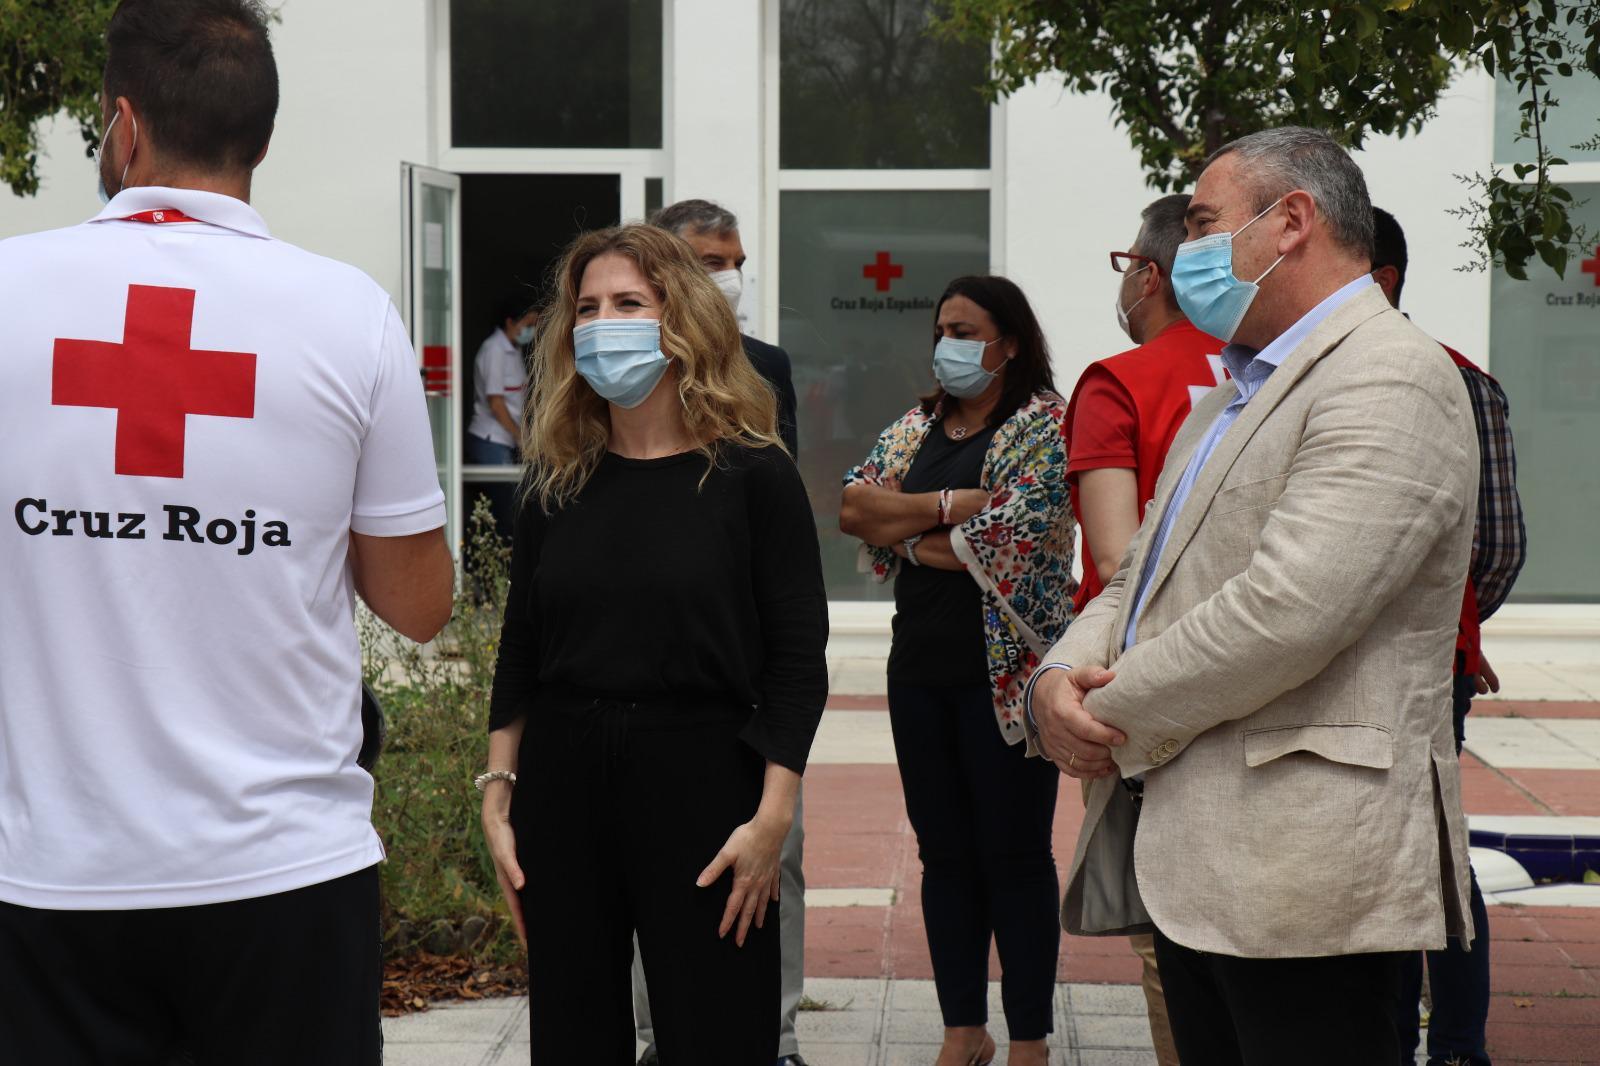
[1032,665,1125,780]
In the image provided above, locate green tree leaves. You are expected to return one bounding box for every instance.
[937,0,1600,279]
[0,1,117,197]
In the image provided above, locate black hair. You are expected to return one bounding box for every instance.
[923,275,1057,427]
[104,0,278,172]
[494,290,535,327]
[1371,206,1408,303]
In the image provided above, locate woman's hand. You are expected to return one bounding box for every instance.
[480,781,527,947]
[946,488,990,525]
[696,810,791,947]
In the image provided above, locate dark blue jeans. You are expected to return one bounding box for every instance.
[1396,671,1491,1065]
[888,681,1061,1041]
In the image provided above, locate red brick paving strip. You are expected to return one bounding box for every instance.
[1469,701,1600,719]
[803,746,1600,1062]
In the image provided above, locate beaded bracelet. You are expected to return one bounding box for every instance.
[474,770,517,793]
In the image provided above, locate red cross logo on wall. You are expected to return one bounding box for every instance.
[1582,245,1600,287]
[862,251,904,292]
[53,285,257,479]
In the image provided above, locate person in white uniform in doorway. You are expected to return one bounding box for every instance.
[0,3,454,1064]
[645,198,806,1066]
[467,292,538,533]
[468,292,538,467]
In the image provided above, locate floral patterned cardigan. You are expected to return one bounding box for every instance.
[843,391,1078,744]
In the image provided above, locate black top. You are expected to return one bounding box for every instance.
[887,422,998,686]
[743,334,799,457]
[488,443,829,774]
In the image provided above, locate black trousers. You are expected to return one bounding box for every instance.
[887,681,1061,1040]
[513,695,778,1065]
[0,865,382,1066]
[1154,928,1406,1065]
[1396,670,1493,1065]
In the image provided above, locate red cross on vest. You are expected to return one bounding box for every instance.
[862,251,904,292]
[1582,244,1600,287]
[53,284,257,479]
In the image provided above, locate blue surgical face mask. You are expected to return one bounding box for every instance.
[932,336,1000,399]
[1170,196,1286,342]
[572,318,670,409]
[514,325,535,346]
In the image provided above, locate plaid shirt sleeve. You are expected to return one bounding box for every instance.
[1460,365,1526,620]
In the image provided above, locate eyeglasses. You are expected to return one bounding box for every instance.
[1109,252,1156,274]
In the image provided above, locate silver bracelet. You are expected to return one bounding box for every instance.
[474,770,517,793]
[903,534,923,566]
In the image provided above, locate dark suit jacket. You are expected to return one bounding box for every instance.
[742,334,799,457]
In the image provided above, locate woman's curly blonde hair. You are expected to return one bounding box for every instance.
[520,223,783,512]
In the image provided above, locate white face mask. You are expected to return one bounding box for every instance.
[95,112,138,205]
[1114,264,1151,340]
[708,268,742,313]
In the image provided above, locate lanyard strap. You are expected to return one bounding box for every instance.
[120,209,200,225]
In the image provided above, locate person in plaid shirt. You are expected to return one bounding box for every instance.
[1372,206,1527,1066]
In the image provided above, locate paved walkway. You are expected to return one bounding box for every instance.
[385,648,1600,1065]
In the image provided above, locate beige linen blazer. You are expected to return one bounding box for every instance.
[1042,285,1478,958]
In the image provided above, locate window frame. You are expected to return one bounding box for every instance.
[760,0,1006,341]
[429,0,673,219]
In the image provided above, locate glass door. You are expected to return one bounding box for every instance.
[402,164,464,555]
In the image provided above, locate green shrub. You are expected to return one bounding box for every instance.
[360,499,521,963]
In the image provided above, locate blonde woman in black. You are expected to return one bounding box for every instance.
[480,223,828,1064]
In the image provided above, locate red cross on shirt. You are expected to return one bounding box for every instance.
[53,285,257,479]
[862,251,904,292]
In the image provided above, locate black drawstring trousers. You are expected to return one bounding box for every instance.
[511,692,779,1065]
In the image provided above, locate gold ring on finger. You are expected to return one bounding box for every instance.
[1068,752,1077,770]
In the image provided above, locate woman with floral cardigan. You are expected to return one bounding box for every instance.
[840,275,1076,1066]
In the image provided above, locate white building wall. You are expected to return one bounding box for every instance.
[256,0,434,303]
[668,0,768,329]
[0,10,1499,358]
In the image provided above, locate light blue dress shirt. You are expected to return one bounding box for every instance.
[1123,275,1376,649]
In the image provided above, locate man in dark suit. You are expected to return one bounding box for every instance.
[651,199,799,455]
[645,199,807,1066]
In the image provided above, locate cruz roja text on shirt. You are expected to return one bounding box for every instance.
[14,498,291,556]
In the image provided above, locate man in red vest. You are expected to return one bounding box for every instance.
[1373,206,1526,1066]
[1064,193,1228,1066]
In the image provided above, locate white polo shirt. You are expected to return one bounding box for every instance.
[0,187,447,910]
[466,328,525,447]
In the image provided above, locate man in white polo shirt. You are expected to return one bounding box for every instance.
[0,2,453,1063]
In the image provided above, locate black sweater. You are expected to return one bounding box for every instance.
[487,443,829,774]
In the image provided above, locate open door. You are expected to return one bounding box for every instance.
[401,164,464,556]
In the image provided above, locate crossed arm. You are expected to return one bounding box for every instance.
[839,483,987,571]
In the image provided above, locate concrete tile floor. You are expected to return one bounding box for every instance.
[380,978,1161,1066]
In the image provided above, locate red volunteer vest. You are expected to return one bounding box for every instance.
[1067,320,1226,610]
[1442,344,1488,676]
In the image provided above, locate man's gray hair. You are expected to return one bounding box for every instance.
[649,198,739,238]
[1134,193,1191,278]
[1206,127,1374,260]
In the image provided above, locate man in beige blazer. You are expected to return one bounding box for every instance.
[1028,127,1478,1065]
